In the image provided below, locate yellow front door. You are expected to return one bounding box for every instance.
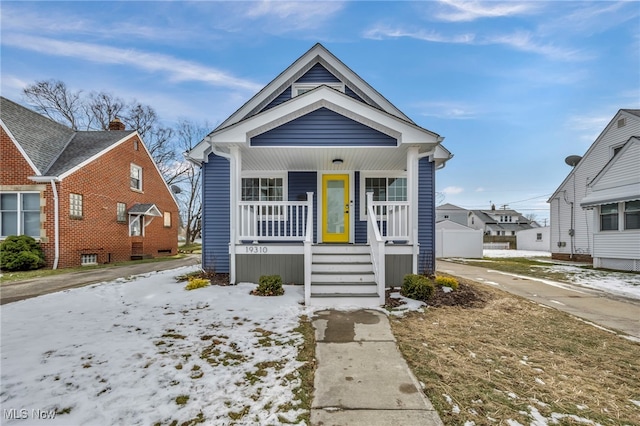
[322,174,349,243]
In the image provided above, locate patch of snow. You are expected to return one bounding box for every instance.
[547,264,640,300]
[464,421,476,426]
[507,392,518,399]
[576,404,588,410]
[630,399,640,407]
[388,292,426,316]
[483,250,551,258]
[442,286,453,293]
[535,377,546,385]
[0,266,314,425]
[506,420,524,426]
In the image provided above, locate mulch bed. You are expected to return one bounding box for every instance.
[386,278,491,310]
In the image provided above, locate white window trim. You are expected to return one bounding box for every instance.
[240,172,288,221]
[164,211,171,228]
[130,163,143,192]
[69,193,83,218]
[0,191,41,238]
[359,171,407,222]
[292,82,345,97]
[599,203,619,232]
[81,253,98,266]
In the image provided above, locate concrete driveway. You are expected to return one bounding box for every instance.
[0,255,200,305]
[437,260,640,340]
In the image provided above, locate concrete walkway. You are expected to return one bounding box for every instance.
[0,255,200,305]
[311,309,443,426]
[438,260,640,340]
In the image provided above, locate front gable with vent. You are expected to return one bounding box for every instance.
[190,44,453,306]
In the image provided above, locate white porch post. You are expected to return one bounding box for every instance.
[229,146,240,284]
[407,147,420,274]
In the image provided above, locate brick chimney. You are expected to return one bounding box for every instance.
[108,117,126,131]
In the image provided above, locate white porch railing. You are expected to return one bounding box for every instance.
[238,198,312,241]
[369,199,411,241]
[303,192,314,306]
[367,192,386,305]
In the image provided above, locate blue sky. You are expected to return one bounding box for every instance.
[2,1,639,224]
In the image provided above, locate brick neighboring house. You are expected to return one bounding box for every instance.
[0,96,178,269]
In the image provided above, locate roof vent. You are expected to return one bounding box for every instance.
[617,117,626,128]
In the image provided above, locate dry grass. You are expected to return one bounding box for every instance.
[391,278,640,425]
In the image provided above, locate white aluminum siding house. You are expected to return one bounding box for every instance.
[548,109,640,269]
[187,44,452,307]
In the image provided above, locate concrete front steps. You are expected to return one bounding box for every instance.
[309,244,381,308]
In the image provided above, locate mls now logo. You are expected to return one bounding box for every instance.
[4,409,57,420]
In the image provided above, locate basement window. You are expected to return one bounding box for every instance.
[81,254,97,265]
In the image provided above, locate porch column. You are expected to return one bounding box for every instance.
[229,146,241,284]
[407,147,419,274]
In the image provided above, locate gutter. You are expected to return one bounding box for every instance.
[28,176,60,270]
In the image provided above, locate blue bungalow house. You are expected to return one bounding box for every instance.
[187,44,452,307]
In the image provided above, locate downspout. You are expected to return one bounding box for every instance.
[28,176,60,269]
[50,179,60,270]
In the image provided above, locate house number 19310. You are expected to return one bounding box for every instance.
[245,246,267,254]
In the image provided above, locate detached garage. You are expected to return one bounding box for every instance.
[436,220,483,258]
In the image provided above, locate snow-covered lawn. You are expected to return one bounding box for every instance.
[481,249,640,300]
[0,266,313,425]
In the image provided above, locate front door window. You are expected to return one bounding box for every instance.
[322,174,349,242]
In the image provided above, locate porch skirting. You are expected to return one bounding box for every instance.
[234,246,412,288]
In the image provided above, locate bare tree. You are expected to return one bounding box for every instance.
[525,213,538,223]
[23,80,86,130]
[174,120,209,245]
[87,92,126,130]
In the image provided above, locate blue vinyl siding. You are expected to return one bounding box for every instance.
[263,87,291,111]
[345,86,365,103]
[202,153,230,273]
[288,171,317,242]
[251,108,397,147]
[296,63,340,83]
[418,158,435,274]
[354,171,367,244]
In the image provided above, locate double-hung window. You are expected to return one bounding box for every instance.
[600,203,618,231]
[241,176,285,218]
[624,200,640,230]
[361,175,407,220]
[0,192,40,238]
[117,202,127,223]
[130,164,142,191]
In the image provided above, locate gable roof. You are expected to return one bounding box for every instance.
[436,203,467,211]
[216,43,413,131]
[1,96,136,177]
[548,109,640,202]
[580,137,640,207]
[1,96,74,174]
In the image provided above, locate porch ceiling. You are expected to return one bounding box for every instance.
[240,144,425,171]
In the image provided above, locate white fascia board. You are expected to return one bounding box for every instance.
[208,87,440,146]
[1,119,41,175]
[218,44,412,129]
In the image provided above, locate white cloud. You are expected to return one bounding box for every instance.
[475,187,485,192]
[364,25,474,43]
[1,34,262,92]
[442,186,464,195]
[435,0,539,22]
[363,25,588,61]
[242,0,346,31]
[416,101,477,120]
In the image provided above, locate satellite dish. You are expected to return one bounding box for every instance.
[171,185,182,194]
[564,155,582,167]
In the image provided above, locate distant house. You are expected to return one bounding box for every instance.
[467,206,535,236]
[435,203,468,226]
[187,43,452,307]
[548,109,639,272]
[516,226,550,252]
[0,96,179,269]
